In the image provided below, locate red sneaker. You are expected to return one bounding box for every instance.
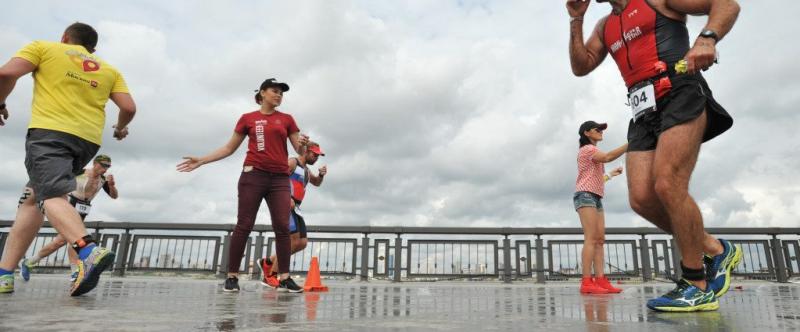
[580,276,610,294]
[265,273,280,289]
[257,258,279,288]
[595,276,622,293]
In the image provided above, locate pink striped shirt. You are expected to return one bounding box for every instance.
[575,144,606,197]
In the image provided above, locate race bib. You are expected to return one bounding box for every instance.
[75,202,91,215]
[629,82,656,121]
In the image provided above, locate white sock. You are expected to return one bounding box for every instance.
[28,256,42,264]
[70,264,79,273]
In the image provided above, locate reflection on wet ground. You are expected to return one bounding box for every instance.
[1,276,798,331]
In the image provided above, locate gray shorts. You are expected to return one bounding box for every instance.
[25,129,99,202]
[573,191,603,211]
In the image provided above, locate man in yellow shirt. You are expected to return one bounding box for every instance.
[0,22,137,296]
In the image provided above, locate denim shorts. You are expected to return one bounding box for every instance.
[573,191,603,211]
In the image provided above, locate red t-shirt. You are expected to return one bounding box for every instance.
[575,144,606,197]
[234,110,299,174]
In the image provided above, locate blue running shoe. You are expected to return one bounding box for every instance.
[20,258,35,282]
[647,279,719,312]
[705,239,742,297]
[0,273,13,293]
[70,246,115,296]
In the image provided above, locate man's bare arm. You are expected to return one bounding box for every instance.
[0,58,36,125]
[569,17,609,76]
[666,0,740,41]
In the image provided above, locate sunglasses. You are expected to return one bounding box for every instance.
[99,163,111,169]
[591,128,604,133]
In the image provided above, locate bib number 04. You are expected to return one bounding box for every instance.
[629,82,656,122]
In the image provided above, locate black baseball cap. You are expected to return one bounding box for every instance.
[578,121,608,136]
[254,78,290,104]
[258,78,289,92]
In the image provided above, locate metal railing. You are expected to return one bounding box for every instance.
[1,220,798,283]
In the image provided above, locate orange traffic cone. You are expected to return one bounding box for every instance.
[304,256,329,292]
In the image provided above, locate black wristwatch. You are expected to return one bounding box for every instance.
[699,29,719,43]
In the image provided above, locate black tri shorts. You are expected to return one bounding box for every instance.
[627,74,732,152]
[68,194,91,221]
[289,208,308,239]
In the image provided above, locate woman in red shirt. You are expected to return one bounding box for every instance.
[178,78,307,293]
[574,121,627,294]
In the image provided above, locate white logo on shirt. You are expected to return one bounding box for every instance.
[609,26,643,54]
[255,120,267,151]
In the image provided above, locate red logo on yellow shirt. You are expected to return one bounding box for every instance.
[82,60,100,72]
[65,50,101,72]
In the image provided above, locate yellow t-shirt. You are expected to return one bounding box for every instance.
[15,41,129,145]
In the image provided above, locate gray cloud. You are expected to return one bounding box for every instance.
[1,1,798,230]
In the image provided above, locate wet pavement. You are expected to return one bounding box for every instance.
[1,275,799,331]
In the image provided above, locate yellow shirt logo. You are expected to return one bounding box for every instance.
[67,49,101,73]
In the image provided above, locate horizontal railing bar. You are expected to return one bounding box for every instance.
[407,274,497,278]
[2,220,798,236]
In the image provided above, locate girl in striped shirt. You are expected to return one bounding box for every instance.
[574,121,627,294]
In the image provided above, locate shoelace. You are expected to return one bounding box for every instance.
[703,256,715,279]
[665,280,691,298]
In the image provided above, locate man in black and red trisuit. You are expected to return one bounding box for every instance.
[566,0,742,312]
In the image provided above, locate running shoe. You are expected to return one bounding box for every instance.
[265,274,280,289]
[257,258,270,275]
[70,246,115,296]
[278,277,303,293]
[705,239,742,297]
[70,270,79,283]
[580,276,609,294]
[647,279,718,312]
[595,276,622,293]
[257,258,279,288]
[0,273,13,293]
[20,258,36,282]
[223,276,240,292]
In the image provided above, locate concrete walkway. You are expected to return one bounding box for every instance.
[1,275,798,331]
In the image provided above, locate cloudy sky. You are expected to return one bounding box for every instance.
[1,1,798,229]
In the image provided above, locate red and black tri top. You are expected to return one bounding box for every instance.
[603,0,690,98]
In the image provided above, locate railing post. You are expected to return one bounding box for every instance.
[771,236,789,283]
[113,229,131,277]
[640,235,652,282]
[360,234,370,281]
[503,237,512,283]
[219,233,231,278]
[393,234,402,282]
[670,238,682,279]
[535,236,546,284]
[0,233,7,258]
[93,226,101,243]
[253,232,265,278]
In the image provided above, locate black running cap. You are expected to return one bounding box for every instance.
[258,78,289,92]
[578,121,608,135]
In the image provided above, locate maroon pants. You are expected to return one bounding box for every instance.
[228,169,291,273]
